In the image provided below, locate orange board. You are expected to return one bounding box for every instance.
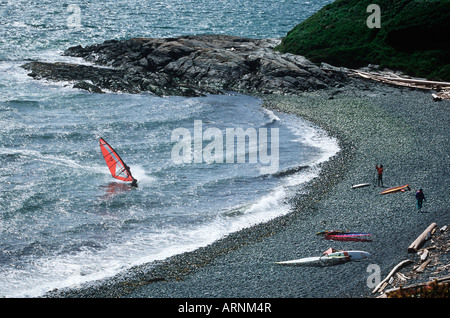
[380,184,410,195]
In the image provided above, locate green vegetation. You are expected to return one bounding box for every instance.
[276,0,450,81]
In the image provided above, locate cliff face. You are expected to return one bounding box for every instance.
[276,0,450,81]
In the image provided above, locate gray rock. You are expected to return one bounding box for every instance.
[22,34,349,96]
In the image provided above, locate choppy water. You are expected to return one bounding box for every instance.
[0,0,336,297]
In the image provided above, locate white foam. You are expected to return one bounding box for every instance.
[261,107,280,123]
[37,49,118,69]
[0,61,34,86]
[0,60,82,102]
[0,147,106,175]
[282,112,340,165]
[0,178,293,297]
[129,165,157,185]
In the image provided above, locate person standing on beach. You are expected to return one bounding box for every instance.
[416,188,426,212]
[375,164,384,187]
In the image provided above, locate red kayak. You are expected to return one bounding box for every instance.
[324,233,372,242]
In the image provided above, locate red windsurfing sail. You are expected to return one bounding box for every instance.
[99,138,134,182]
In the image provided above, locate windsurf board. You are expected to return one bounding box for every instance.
[351,183,371,189]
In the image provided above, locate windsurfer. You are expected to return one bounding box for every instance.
[99,138,138,187]
[125,164,138,187]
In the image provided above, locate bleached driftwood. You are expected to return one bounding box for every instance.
[418,246,436,252]
[408,223,437,253]
[420,249,429,261]
[416,259,432,273]
[352,71,450,88]
[396,272,409,281]
[378,282,389,293]
[351,71,450,100]
[372,259,413,294]
[378,76,450,88]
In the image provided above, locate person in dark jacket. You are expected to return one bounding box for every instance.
[415,188,426,211]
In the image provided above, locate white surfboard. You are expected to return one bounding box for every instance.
[327,250,371,260]
[276,251,370,266]
[351,183,371,189]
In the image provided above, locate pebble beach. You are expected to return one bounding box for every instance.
[45,77,449,299]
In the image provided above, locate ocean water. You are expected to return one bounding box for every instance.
[0,0,336,297]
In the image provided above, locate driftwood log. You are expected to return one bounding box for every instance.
[372,259,413,294]
[352,71,450,100]
[416,259,432,273]
[408,223,437,253]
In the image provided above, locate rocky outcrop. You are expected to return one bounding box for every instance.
[22,34,348,96]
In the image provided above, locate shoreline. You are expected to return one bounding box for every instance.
[45,76,449,298]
